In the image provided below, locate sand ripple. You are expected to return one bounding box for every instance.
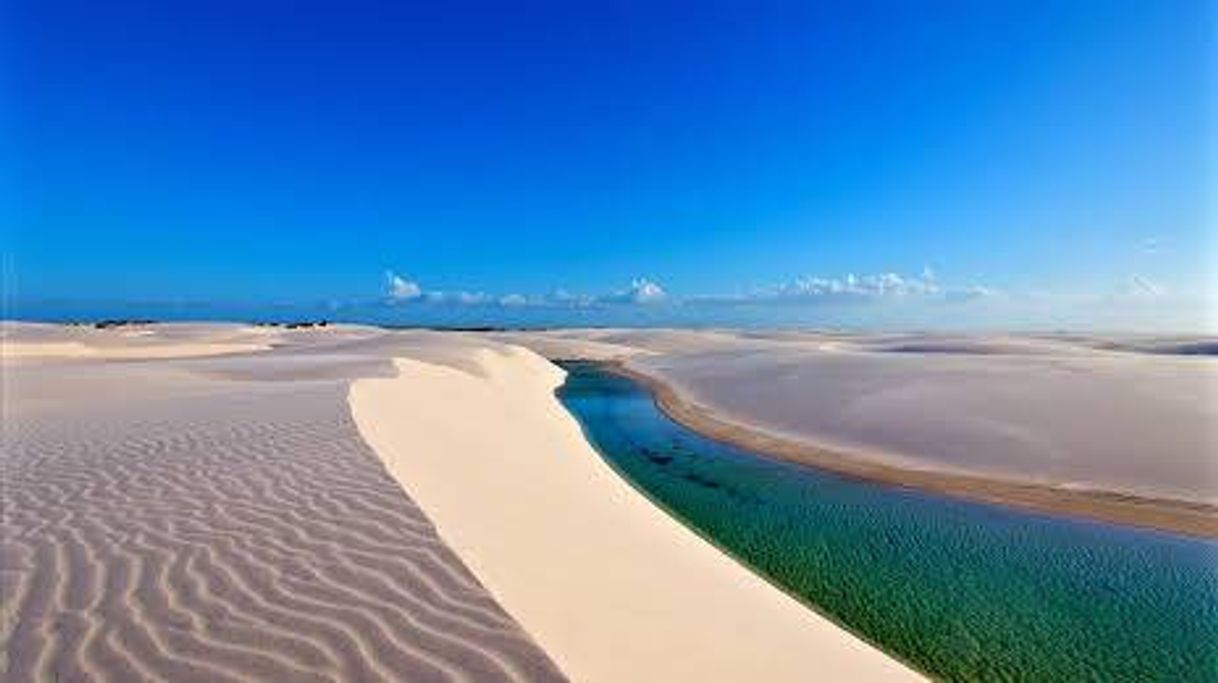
[2,360,564,682]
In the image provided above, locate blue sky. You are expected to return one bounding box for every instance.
[6,0,1213,329]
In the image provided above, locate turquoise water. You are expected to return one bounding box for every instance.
[556,362,1218,682]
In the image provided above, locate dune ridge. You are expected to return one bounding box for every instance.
[349,346,920,682]
[2,352,564,682]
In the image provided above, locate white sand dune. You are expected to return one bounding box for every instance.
[2,342,563,682]
[497,328,1218,536]
[350,346,920,682]
[1,322,274,360]
[629,341,1218,505]
[1,339,268,359]
[503,329,1218,507]
[4,323,919,682]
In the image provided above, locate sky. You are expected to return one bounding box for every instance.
[5,0,1214,330]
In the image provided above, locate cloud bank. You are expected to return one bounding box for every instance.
[383,268,978,310]
[690,269,996,306]
[376,268,1198,333]
[383,272,670,309]
[769,270,940,301]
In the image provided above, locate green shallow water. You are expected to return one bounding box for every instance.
[556,362,1218,682]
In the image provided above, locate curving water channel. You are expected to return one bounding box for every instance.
[556,361,1218,682]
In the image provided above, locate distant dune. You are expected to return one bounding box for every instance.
[500,328,1218,536]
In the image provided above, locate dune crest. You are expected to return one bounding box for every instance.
[349,345,919,682]
[2,350,564,682]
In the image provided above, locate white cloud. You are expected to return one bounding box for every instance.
[381,270,614,309]
[756,271,941,303]
[422,290,492,306]
[379,269,1001,311]
[365,267,1205,330]
[548,288,595,307]
[384,271,498,306]
[628,278,667,303]
[594,278,669,305]
[684,270,1004,308]
[385,271,422,301]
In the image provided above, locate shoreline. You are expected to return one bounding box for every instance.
[349,347,921,681]
[599,360,1218,539]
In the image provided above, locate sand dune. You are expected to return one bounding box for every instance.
[24,322,1195,680]
[1,339,268,359]
[2,345,563,681]
[503,328,1218,535]
[1,322,274,360]
[628,344,1218,504]
[350,347,920,682]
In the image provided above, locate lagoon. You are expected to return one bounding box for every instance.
[557,362,1218,682]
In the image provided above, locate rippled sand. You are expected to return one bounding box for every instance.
[2,333,564,682]
[2,322,917,681]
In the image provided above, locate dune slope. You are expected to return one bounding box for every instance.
[2,354,563,682]
[349,345,919,682]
